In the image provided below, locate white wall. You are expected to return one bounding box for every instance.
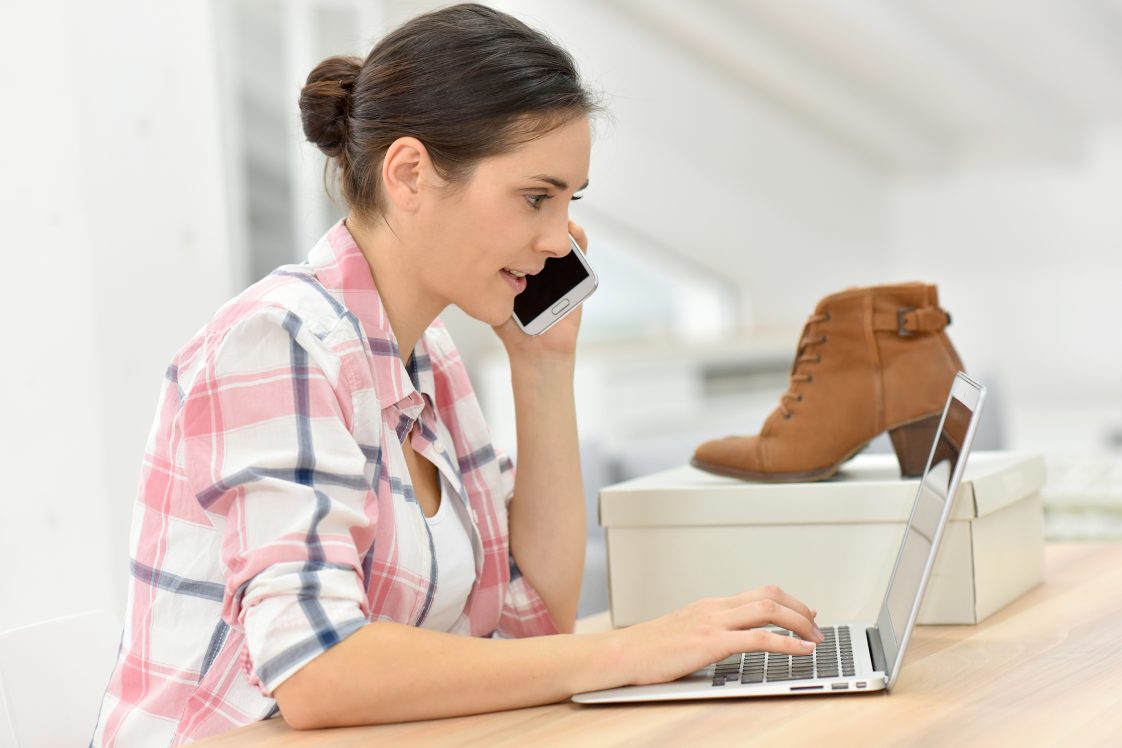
[890,127,1122,453]
[0,0,236,630]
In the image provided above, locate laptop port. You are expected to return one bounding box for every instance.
[831,683,848,690]
[856,682,867,688]
[790,685,824,691]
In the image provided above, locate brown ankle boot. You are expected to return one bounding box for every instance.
[691,283,964,482]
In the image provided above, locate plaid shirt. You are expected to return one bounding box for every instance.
[92,221,559,747]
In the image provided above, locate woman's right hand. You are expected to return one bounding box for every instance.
[608,585,824,686]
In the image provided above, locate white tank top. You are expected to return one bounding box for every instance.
[419,476,475,632]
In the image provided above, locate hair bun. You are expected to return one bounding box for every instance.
[299,55,362,157]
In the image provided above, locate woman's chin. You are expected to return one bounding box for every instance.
[459,302,515,328]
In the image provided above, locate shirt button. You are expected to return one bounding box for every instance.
[433,440,445,453]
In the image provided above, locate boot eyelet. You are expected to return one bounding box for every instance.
[823,311,831,322]
[814,355,822,364]
[820,335,828,344]
[782,412,793,420]
[796,394,804,402]
[806,374,813,383]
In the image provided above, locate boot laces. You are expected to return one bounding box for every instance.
[779,312,830,419]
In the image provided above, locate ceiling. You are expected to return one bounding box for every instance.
[607,0,1122,173]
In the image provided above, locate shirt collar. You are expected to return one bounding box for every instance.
[306,219,437,418]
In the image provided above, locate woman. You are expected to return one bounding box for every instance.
[92,4,822,744]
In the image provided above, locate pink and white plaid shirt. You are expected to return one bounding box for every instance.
[92,221,559,746]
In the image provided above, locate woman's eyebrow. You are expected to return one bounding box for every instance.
[526,174,590,192]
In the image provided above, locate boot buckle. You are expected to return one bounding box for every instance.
[897,306,916,337]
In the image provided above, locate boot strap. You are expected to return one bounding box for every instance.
[873,305,952,337]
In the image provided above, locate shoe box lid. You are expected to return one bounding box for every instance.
[598,451,1045,529]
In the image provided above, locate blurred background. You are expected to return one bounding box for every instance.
[2,0,1120,628]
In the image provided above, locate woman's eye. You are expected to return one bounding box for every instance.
[526,194,549,209]
[571,192,584,202]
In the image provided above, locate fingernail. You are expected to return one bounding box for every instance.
[801,640,816,651]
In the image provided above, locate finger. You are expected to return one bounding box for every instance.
[567,220,588,252]
[732,627,818,657]
[728,585,816,625]
[727,599,822,644]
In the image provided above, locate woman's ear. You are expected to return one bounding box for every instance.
[381,136,429,213]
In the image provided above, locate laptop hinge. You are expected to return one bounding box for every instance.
[866,626,888,675]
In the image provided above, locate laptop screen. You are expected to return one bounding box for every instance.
[876,375,983,685]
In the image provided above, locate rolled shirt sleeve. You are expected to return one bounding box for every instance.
[239,564,368,693]
[181,308,375,694]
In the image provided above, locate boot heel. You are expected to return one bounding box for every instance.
[888,415,940,477]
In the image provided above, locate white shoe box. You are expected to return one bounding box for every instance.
[600,451,1045,627]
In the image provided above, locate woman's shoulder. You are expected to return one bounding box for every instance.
[171,266,360,383]
[217,265,355,340]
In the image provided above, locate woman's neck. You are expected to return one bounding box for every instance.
[344,213,446,367]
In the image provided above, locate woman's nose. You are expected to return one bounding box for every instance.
[536,228,572,259]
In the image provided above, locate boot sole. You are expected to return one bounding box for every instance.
[690,413,943,484]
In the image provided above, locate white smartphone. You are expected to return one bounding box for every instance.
[512,235,598,335]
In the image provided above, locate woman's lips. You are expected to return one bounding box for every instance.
[500,268,528,294]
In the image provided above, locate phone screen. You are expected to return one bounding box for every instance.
[513,249,592,323]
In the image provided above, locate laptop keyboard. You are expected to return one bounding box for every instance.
[711,626,855,687]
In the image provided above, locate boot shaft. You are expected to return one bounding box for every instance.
[811,283,961,431]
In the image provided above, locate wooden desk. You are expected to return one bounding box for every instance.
[196,544,1122,746]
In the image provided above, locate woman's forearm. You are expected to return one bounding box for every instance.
[508,356,586,631]
[274,620,625,729]
[274,587,827,730]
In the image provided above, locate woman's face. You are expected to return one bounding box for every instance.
[417,115,591,327]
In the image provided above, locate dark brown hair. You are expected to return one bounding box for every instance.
[299,3,600,217]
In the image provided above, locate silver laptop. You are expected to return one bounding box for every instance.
[573,372,986,704]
